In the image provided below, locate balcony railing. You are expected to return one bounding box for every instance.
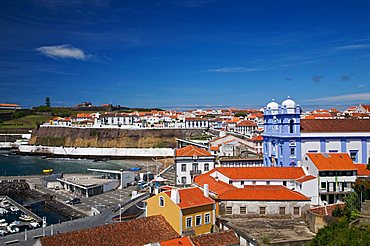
[319,187,353,193]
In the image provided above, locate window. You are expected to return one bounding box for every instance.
[321,182,326,189]
[240,206,246,214]
[205,213,210,224]
[294,207,300,216]
[159,196,164,207]
[186,217,192,228]
[195,215,202,226]
[260,207,266,215]
[350,151,358,162]
[181,164,186,172]
[290,148,295,156]
[289,119,294,133]
[181,177,187,184]
[204,163,209,171]
[192,163,198,171]
[283,181,287,186]
[266,181,270,185]
[226,206,232,215]
[229,180,233,185]
[240,181,244,185]
[279,207,286,215]
[252,181,256,185]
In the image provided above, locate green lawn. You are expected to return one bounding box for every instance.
[0,115,52,129]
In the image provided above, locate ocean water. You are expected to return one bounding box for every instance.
[0,150,157,176]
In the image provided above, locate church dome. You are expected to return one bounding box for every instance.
[282,96,296,109]
[266,99,279,110]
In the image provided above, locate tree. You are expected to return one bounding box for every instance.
[45,97,51,107]
[367,157,370,170]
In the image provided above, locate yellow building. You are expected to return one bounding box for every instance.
[146,186,216,236]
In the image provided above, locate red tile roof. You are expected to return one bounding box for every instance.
[307,153,357,171]
[355,164,370,176]
[160,236,193,246]
[0,103,20,107]
[236,120,257,127]
[191,230,239,246]
[194,171,235,195]
[300,119,370,132]
[164,187,215,209]
[215,167,305,180]
[250,135,263,142]
[309,203,345,216]
[210,146,220,151]
[176,145,212,157]
[218,185,310,201]
[295,175,316,183]
[39,215,179,246]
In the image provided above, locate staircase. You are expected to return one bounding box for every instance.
[160,165,176,186]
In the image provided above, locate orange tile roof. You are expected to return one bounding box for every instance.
[164,187,215,209]
[0,103,20,107]
[194,171,235,195]
[301,119,370,132]
[250,135,263,141]
[309,203,345,216]
[355,164,370,176]
[39,215,179,246]
[295,175,316,183]
[307,153,357,171]
[76,113,92,118]
[175,145,212,157]
[191,230,239,246]
[216,167,305,180]
[219,185,310,201]
[210,146,220,151]
[236,120,257,127]
[160,237,193,246]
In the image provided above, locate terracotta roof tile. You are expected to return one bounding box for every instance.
[355,164,370,176]
[250,135,263,141]
[194,171,235,195]
[309,203,345,216]
[301,119,370,132]
[163,187,215,209]
[307,153,357,171]
[295,175,316,183]
[215,167,305,180]
[39,215,179,246]
[191,230,239,246]
[161,236,193,246]
[236,120,257,127]
[176,145,212,157]
[219,185,311,201]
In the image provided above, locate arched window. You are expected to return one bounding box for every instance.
[289,119,294,133]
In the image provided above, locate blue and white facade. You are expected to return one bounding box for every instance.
[263,97,301,167]
[263,97,370,167]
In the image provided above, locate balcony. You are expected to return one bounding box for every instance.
[319,187,353,194]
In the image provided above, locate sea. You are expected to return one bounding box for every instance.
[0,150,157,176]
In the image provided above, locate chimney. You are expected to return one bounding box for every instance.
[170,189,180,204]
[204,184,209,197]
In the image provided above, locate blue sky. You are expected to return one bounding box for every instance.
[1,0,370,109]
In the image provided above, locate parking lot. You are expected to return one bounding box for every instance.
[33,179,137,214]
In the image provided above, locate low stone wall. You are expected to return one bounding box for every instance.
[18,145,174,158]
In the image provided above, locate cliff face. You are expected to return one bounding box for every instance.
[29,127,205,148]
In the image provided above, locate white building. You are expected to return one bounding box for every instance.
[302,153,357,205]
[175,145,215,186]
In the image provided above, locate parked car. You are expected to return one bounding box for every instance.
[66,198,81,205]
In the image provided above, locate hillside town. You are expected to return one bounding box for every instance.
[0,98,370,245]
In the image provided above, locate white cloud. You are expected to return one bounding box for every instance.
[208,67,258,73]
[306,93,370,103]
[335,43,370,50]
[36,44,91,60]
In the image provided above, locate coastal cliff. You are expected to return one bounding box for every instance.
[29,127,205,148]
